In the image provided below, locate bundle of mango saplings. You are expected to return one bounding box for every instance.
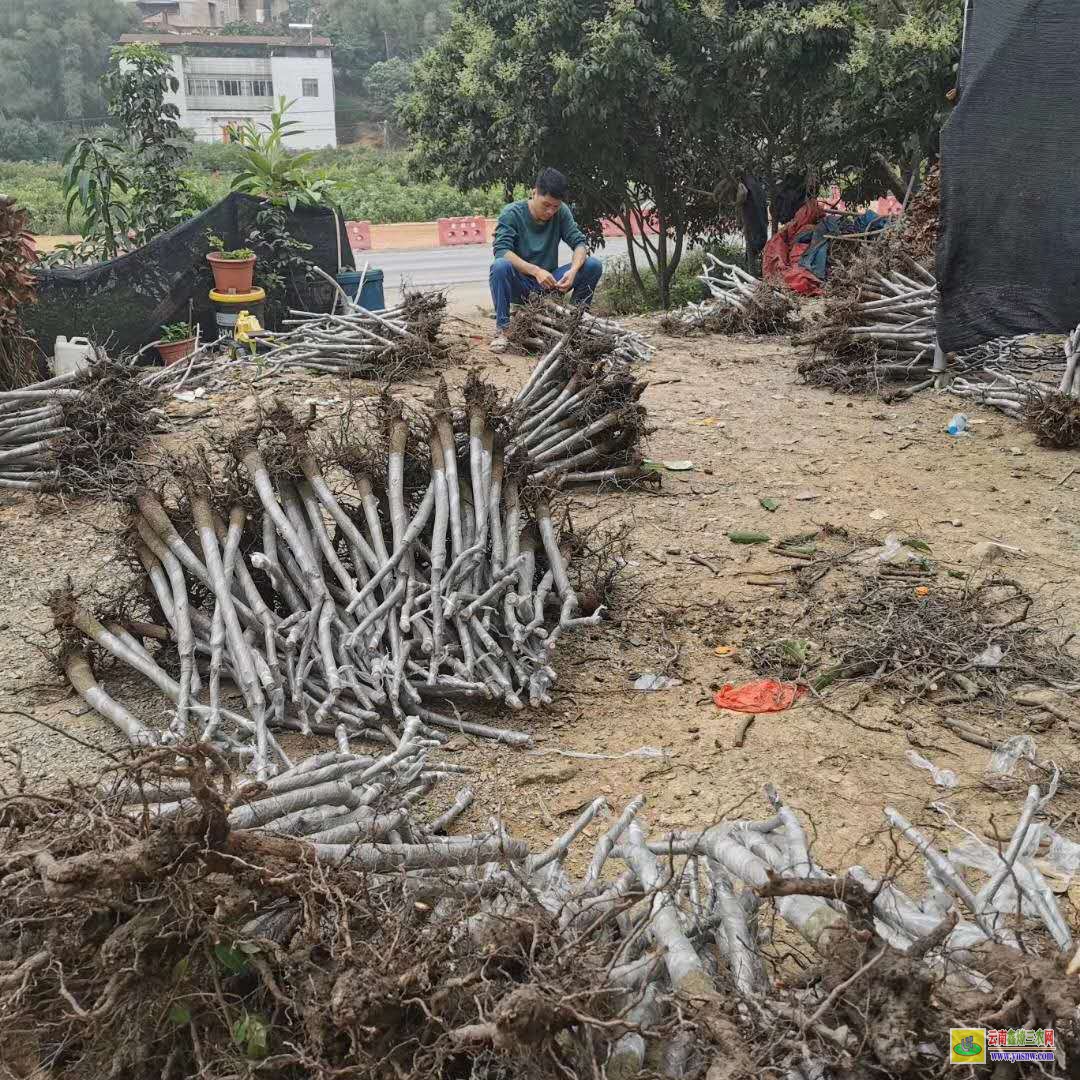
[55,382,610,778]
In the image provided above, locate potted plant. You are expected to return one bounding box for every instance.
[206,232,256,293]
[157,321,197,365]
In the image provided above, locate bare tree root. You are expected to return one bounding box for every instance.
[1,746,1078,1079]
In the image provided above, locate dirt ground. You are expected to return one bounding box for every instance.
[2,316,1079,899]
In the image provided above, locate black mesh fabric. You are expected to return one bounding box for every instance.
[24,193,354,353]
[936,0,1080,351]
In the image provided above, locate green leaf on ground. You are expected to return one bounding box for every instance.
[168,1003,192,1026]
[213,943,249,974]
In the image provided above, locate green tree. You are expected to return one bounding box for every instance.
[316,0,451,102]
[714,0,960,210]
[62,44,191,258]
[365,58,414,120]
[838,0,962,199]
[404,0,737,307]
[102,44,188,243]
[0,0,136,124]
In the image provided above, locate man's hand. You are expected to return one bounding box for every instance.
[555,268,577,293]
[531,266,558,290]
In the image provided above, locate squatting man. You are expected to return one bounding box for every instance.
[488,167,602,352]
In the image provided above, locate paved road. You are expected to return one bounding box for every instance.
[356,237,631,292]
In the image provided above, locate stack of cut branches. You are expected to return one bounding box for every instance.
[510,307,651,486]
[56,385,613,775]
[660,256,796,336]
[902,163,940,262]
[508,295,652,367]
[940,327,1080,437]
[255,289,449,382]
[127,288,450,398]
[0,361,161,493]
[4,741,1078,1080]
[796,258,939,394]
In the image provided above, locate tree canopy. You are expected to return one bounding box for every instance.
[314,0,451,105]
[404,0,962,304]
[0,0,137,125]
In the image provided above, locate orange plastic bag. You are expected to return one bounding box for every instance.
[713,680,806,714]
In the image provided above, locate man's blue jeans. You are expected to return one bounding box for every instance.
[489,256,603,330]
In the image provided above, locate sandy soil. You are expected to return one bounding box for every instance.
[2,320,1079,894]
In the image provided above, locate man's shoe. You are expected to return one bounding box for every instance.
[490,333,509,353]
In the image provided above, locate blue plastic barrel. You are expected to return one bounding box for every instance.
[336,267,385,311]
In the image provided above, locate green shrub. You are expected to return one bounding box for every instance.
[594,240,746,315]
[1,145,518,234]
[0,162,81,233]
[0,119,66,163]
[183,140,247,173]
[321,148,513,222]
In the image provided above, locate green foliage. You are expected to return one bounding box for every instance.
[403,0,961,305]
[231,1011,270,1059]
[167,1003,192,1026]
[103,44,188,242]
[229,98,336,209]
[211,943,250,975]
[3,150,510,235]
[403,0,746,306]
[594,244,745,316]
[207,233,255,260]
[219,20,268,36]
[0,163,78,234]
[0,119,66,164]
[321,148,511,221]
[160,322,195,343]
[184,141,248,174]
[248,202,315,326]
[364,57,415,120]
[62,44,191,260]
[0,0,137,124]
[61,135,130,259]
[317,0,452,93]
[35,238,101,268]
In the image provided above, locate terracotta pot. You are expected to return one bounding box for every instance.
[207,252,256,293]
[157,337,196,366]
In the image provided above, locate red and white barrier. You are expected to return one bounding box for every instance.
[437,216,487,246]
[345,220,372,251]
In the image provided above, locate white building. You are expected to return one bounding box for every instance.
[118,32,337,149]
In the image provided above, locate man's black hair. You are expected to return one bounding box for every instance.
[535,167,569,200]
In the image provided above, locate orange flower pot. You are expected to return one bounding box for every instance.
[157,337,196,366]
[207,253,256,293]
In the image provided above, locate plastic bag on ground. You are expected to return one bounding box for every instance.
[989,734,1036,777]
[714,680,806,714]
[633,673,683,691]
[905,749,959,789]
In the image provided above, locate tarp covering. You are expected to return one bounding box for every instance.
[764,198,887,296]
[24,193,354,353]
[937,0,1080,351]
[763,200,827,296]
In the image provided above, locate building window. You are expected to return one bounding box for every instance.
[185,76,274,99]
[302,78,319,97]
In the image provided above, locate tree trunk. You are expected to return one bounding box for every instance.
[872,152,908,203]
[655,209,669,310]
[620,210,647,297]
